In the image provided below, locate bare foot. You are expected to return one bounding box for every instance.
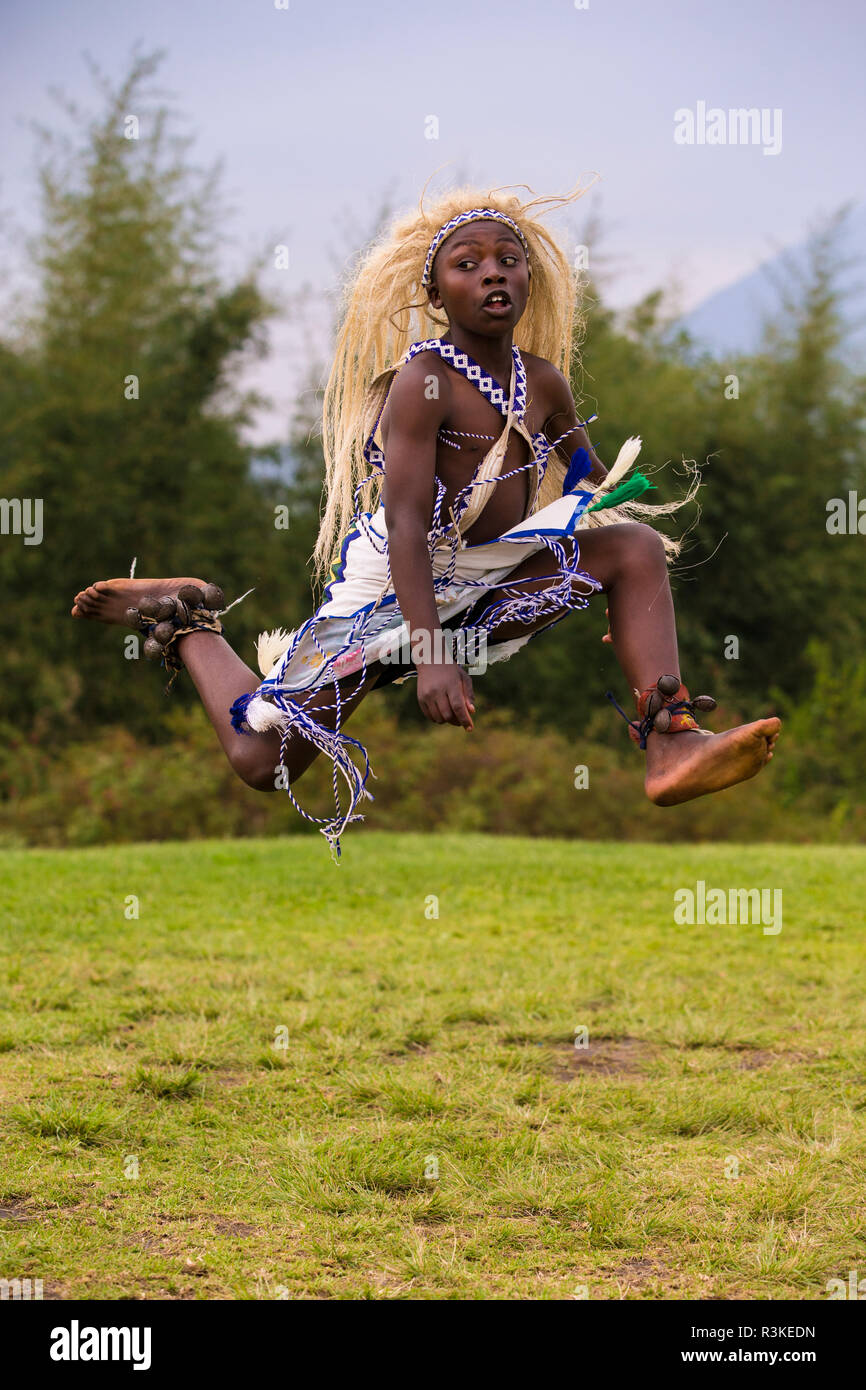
[645,718,781,805]
[71,577,207,625]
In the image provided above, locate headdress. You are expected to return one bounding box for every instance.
[420,208,532,289]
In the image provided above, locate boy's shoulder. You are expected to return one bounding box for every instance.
[519,349,567,385]
[519,350,573,411]
[391,353,458,397]
[380,350,451,435]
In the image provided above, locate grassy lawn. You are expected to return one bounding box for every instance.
[1,832,864,1301]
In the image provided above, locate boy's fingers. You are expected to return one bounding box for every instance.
[436,695,455,725]
[422,698,443,725]
[460,680,475,720]
[455,678,475,729]
[421,674,474,728]
[446,689,471,730]
[420,685,450,725]
[459,668,476,714]
[457,699,474,730]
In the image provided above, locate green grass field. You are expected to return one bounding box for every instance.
[1,833,864,1300]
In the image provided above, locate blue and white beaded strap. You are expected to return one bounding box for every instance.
[361,337,525,472]
[404,338,527,420]
[420,209,531,289]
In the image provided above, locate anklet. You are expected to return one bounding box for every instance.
[606,674,717,749]
[126,583,227,691]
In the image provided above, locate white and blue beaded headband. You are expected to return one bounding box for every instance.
[420,208,531,289]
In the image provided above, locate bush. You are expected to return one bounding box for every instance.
[1,665,862,847]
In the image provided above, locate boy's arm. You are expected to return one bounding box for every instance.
[380,360,475,730]
[541,365,607,486]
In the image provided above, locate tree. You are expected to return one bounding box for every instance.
[0,50,281,740]
[682,206,866,704]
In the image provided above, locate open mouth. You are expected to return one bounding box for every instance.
[481,291,512,313]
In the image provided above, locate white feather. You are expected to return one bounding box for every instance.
[593,436,642,495]
[256,626,294,676]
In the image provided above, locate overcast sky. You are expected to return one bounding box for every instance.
[2,0,864,440]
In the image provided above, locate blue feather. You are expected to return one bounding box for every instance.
[563,447,592,493]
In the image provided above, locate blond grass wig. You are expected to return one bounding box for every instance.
[313,178,604,586]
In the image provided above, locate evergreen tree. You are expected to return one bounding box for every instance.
[0,50,279,739]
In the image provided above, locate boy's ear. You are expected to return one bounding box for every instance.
[426,283,443,311]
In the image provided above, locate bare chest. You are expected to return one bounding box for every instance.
[434,372,547,543]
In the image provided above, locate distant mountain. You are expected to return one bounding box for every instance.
[677,203,866,364]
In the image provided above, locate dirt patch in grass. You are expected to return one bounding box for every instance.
[610,1256,665,1281]
[552,1035,658,1080]
[128,1216,258,1246]
[0,1198,37,1223]
[734,1047,814,1070]
[737,1050,781,1070]
[605,1254,687,1295]
[0,1197,99,1224]
[125,1233,166,1254]
[210,1217,257,1236]
[16,1281,69,1300]
[677,1042,814,1070]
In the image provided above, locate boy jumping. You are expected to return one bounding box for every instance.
[71,181,780,856]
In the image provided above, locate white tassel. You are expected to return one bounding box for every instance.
[244,693,288,733]
[256,626,295,676]
[592,436,642,496]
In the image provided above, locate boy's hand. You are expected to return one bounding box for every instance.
[602,606,613,644]
[417,660,475,729]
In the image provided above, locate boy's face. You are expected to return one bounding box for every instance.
[426,220,529,334]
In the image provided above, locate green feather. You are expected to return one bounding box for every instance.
[588,471,656,512]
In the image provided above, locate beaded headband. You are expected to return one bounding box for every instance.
[420,208,531,289]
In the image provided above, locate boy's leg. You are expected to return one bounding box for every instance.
[71,577,379,792]
[464,522,781,804]
[480,523,677,693]
[175,630,380,791]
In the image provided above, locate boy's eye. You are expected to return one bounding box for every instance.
[456,254,518,270]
